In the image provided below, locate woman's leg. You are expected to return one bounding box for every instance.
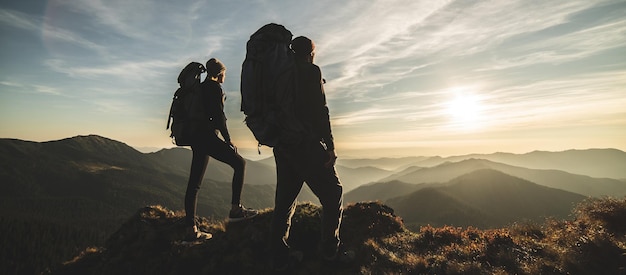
[184,147,210,226]
[205,135,246,205]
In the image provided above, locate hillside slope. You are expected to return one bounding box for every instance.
[0,135,276,220]
[0,135,276,275]
[379,158,626,197]
[146,147,278,186]
[345,180,426,203]
[387,169,586,229]
[413,149,626,179]
[51,198,626,275]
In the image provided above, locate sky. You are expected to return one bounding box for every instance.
[1,0,625,159]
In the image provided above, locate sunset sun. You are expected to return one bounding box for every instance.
[446,87,485,130]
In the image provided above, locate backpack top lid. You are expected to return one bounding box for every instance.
[250,23,292,43]
[246,23,292,56]
[178,62,206,85]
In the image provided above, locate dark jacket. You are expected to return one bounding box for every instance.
[294,59,334,150]
[200,79,230,141]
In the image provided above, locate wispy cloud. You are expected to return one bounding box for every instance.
[0,8,108,55]
[332,107,401,126]
[0,81,65,96]
[42,24,108,54]
[58,0,178,41]
[480,70,626,128]
[483,19,626,71]
[0,81,22,88]
[32,85,64,96]
[44,58,177,81]
[317,0,605,101]
[0,8,40,30]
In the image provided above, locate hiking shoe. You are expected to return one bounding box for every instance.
[228,205,258,222]
[185,225,212,241]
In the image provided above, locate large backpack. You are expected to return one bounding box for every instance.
[240,23,306,148]
[166,62,206,146]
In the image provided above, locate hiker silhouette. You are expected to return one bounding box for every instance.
[182,58,258,241]
[269,35,353,270]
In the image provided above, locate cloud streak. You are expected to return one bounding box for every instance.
[0,81,65,97]
[320,0,605,96]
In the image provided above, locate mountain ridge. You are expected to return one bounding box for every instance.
[399,148,626,179]
[385,169,586,229]
[377,158,626,197]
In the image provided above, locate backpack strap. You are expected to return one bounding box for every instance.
[166,88,184,130]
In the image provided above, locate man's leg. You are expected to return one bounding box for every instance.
[300,142,343,256]
[271,147,305,265]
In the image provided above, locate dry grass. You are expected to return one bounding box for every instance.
[53,197,626,275]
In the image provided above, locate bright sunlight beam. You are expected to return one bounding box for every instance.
[446,86,485,130]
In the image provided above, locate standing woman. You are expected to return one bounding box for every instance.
[184,58,258,241]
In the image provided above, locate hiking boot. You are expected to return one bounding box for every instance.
[228,205,258,222]
[322,243,355,263]
[185,225,212,241]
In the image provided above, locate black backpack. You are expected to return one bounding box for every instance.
[166,62,206,146]
[240,23,306,148]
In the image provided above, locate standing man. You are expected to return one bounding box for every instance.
[270,36,352,270]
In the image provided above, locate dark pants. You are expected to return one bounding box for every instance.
[271,140,343,255]
[184,132,245,226]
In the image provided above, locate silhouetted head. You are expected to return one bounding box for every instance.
[206,58,226,83]
[206,58,226,77]
[291,36,315,62]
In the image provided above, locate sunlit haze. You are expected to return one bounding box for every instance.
[1,0,625,159]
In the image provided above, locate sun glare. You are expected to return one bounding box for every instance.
[446,87,484,130]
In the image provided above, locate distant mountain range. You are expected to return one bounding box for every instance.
[0,135,275,219]
[338,149,626,179]
[3,135,623,222]
[370,158,626,198]
[344,167,595,229]
[1,135,624,273]
[386,169,586,229]
[344,154,625,229]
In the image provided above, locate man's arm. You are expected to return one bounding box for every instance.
[313,65,334,151]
